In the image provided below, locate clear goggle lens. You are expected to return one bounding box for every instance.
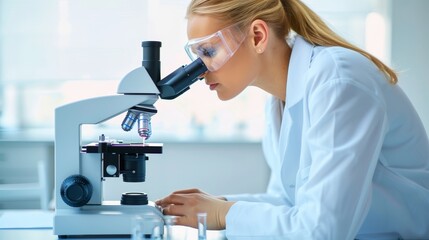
[185,23,246,72]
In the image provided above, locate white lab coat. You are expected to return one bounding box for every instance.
[224,36,429,239]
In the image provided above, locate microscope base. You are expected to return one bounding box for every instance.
[54,201,164,238]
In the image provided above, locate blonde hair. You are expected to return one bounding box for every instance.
[187,0,398,84]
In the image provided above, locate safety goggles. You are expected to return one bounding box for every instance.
[184,23,247,72]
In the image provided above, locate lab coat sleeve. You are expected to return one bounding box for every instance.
[225,79,388,239]
[223,193,289,206]
[223,164,291,206]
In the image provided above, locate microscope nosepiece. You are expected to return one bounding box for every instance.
[122,106,157,139]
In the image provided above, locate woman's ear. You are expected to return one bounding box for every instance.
[250,19,269,54]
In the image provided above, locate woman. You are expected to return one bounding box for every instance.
[156,0,429,239]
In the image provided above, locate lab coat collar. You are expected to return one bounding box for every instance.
[285,36,315,108]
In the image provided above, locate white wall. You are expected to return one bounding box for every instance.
[103,142,270,201]
[391,0,429,134]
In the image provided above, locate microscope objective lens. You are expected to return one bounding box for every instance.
[138,113,152,140]
[121,110,139,131]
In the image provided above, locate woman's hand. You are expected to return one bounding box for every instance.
[155,188,235,230]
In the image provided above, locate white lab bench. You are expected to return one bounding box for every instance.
[0,210,227,239]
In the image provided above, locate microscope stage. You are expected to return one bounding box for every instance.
[82,142,163,154]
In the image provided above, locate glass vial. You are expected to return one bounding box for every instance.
[197,212,207,240]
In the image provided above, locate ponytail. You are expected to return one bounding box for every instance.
[282,0,398,84]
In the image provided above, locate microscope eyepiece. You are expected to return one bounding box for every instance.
[156,57,208,100]
[142,41,162,83]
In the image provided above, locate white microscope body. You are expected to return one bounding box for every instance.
[54,68,164,237]
[54,41,207,238]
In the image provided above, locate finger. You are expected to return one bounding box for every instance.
[172,188,202,194]
[156,194,187,207]
[154,198,167,206]
[163,204,187,216]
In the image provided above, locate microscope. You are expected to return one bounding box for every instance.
[54,41,207,238]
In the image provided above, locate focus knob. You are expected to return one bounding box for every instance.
[60,174,93,207]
